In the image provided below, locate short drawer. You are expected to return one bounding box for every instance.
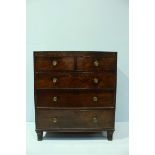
[36,90,114,107]
[35,72,116,89]
[77,56,116,71]
[35,56,74,71]
[36,109,114,130]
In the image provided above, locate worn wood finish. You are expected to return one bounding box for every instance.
[77,56,116,71]
[34,51,117,141]
[35,56,74,71]
[34,51,116,57]
[35,72,116,89]
[36,90,114,107]
[36,109,114,130]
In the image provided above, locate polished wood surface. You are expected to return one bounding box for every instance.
[77,56,116,71]
[36,109,114,130]
[36,90,114,107]
[35,72,116,89]
[35,56,74,71]
[34,51,117,141]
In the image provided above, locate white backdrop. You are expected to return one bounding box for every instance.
[26,0,129,122]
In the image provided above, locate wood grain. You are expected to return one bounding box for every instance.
[36,109,115,130]
[34,51,117,141]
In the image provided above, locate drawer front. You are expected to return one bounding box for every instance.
[77,56,116,71]
[35,72,116,89]
[35,56,74,71]
[36,109,114,129]
[36,90,114,107]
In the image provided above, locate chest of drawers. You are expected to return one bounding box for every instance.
[34,51,117,141]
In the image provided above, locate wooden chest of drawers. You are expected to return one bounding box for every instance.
[34,51,117,141]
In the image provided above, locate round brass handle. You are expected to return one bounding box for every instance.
[53,96,58,102]
[51,117,57,123]
[92,117,98,123]
[93,96,98,102]
[52,60,57,66]
[93,78,99,84]
[52,77,58,84]
[94,60,99,67]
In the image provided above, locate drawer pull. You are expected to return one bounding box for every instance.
[52,60,57,66]
[94,60,99,67]
[93,96,98,102]
[92,117,98,123]
[50,117,57,123]
[93,78,99,84]
[53,96,58,102]
[52,77,58,83]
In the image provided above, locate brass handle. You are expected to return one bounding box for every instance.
[93,96,98,102]
[50,117,57,123]
[93,78,99,84]
[52,77,58,83]
[53,96,58,102]
[94,60,99,67]
[92,117,98,123]
[52,60,57,66]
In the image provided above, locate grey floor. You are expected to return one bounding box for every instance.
[26,122,128,155]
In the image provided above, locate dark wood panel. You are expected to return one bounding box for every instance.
[36,109,115,130]
[35,56,74,71]
[34,51,117,141]
[36,90,114,107]
[34,51,117,57]
[35,72,116,89]
[77,56,116,71]
[36,107,115,110]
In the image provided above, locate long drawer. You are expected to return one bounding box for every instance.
[36,109,115,130]
[35,72,116,89]
[36,90,114,107]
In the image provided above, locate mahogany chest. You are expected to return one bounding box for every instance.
[34,51,117,141]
